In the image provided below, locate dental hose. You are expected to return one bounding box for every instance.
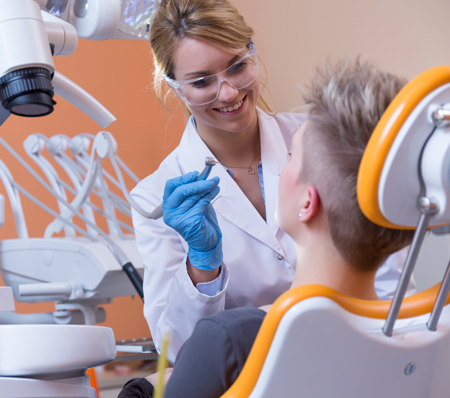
[0,138,144,301]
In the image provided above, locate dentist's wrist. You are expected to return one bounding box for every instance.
[187,238,223,271]
[187,259,221,286]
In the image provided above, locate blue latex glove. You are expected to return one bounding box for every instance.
[162,171,223,271]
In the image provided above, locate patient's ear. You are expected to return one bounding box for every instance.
[299,186,320,223]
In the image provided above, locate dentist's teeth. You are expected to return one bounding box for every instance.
[217,99,243,113]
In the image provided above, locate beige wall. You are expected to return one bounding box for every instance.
[232,0,450,292]
[233,0,450,112]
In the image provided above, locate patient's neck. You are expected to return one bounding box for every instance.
[290,230,380,301]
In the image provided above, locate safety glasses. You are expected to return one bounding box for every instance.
[164,43,259,106]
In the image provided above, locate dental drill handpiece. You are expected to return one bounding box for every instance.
[150,157,218,220]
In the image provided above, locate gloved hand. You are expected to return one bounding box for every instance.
[162,171,223,271]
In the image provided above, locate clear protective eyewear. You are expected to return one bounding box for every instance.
[164,42,259,106]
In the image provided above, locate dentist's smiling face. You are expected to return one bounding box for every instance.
[172,37,260,134]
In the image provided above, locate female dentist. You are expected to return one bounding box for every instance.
[131,0,412,363]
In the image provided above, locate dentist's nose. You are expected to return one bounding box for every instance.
[217,80,239,103]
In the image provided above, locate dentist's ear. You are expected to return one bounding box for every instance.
[299,186,320,223]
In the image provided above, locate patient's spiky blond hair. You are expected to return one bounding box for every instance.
[301,58,414,272]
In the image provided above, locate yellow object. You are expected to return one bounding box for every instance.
[357,65,450,229]
[220,282,450,398]
[154,331,171,398]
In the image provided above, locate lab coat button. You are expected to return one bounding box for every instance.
[277,254,283,260]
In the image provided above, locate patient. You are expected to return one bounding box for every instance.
[119,58,415,397]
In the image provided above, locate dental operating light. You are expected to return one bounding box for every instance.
[44,0,160,40]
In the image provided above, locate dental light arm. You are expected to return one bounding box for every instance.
[52,72,116,128]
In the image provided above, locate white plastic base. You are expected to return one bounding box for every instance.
[0,325,116,378]
[0,286,14,311]
[0,375,96,398]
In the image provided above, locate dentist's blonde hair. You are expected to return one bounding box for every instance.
[300,57,414,272]
[149,0,272,117]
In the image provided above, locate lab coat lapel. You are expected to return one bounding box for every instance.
[258,109,290,237]
[176,118,285,255]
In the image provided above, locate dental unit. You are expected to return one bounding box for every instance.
[0,2,162,395]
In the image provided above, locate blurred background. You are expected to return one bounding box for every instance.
[1,0,450,342]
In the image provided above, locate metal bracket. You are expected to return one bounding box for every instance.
[383,197,438,337]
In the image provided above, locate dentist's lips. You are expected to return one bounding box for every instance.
[213,96,246,115]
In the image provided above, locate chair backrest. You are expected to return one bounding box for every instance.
[249,297,450,398]
[221,284,450,398]
[222,65,450,397]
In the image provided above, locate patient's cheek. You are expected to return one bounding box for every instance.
[277,168,298,230]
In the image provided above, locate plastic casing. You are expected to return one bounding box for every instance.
[358,66,450,229]
[379,83,450,226]
[0,237,143,302]
[68,0,121,40]
[0,0,54,77]
[0,324,116,377]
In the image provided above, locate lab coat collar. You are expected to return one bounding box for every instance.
[175,108,289,256]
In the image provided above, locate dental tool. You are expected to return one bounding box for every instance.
[0,160,28,239]
[0,137,144,300]
[43,134,126,238]
[24,134,76,237]
[45,133,134,235]
[110,152,219,220]
[73,133,138,190]
[68,134,133,216]
[47,134,100,236]
[148,157,218,220]
[64,136,124,238]
[48,134,133,223]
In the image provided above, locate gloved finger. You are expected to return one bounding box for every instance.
[163,171,199,200]
[204,200,220,229]
[197,184,220,206]
[185,185,220,220]
[166,177,220,209]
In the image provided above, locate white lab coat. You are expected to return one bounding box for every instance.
[131,108,414,363]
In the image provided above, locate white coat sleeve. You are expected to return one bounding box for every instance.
[375,247,416,300]
[131,160,229,364]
